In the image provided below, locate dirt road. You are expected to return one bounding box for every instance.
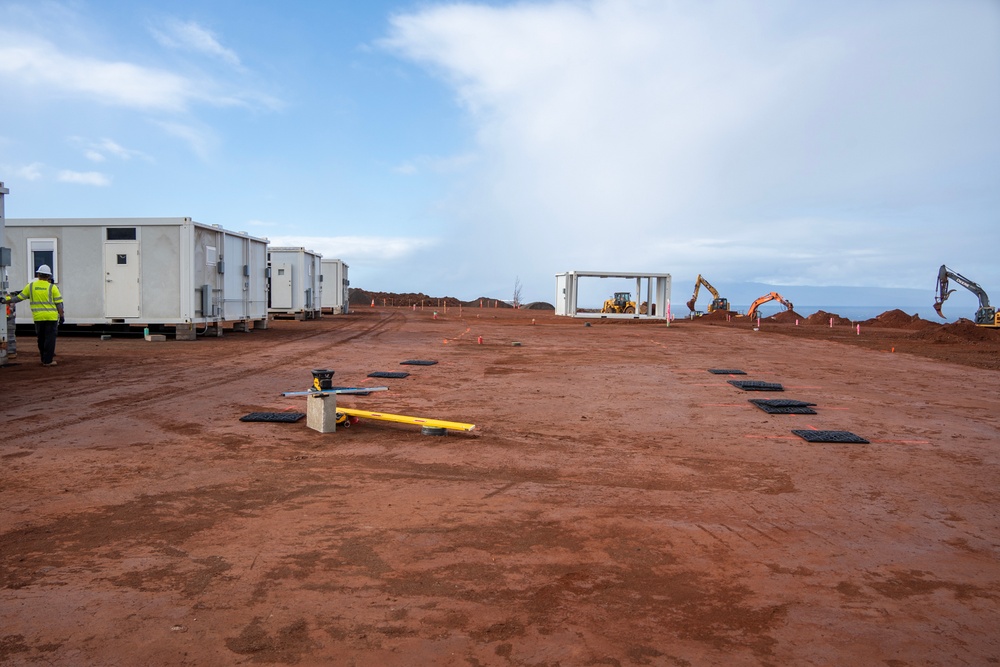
[2,308,999,665]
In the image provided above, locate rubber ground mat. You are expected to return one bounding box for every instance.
[751,399,816,407]
[400,360,438,366]
[240,412,305,423]
[727,380,784,391]
[708,369,747,375]
[792,430,870,444]
[368,371,410,378]
[749,400,817,415]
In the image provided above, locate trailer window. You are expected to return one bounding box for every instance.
[27,238,58,283]
[106,228,137,240]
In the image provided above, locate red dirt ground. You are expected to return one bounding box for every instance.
[2,307,999,666]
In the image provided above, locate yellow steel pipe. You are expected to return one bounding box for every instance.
[337,407,475,432]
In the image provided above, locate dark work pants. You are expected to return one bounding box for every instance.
[34,320,58,364]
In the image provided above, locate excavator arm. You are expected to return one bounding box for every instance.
[686,275,728,313]
[934,265,991,317]
[746,292,794,320]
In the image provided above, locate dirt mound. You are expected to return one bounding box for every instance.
[763,309,803,323]
[804,310,852,325]
[697,309,735,321]
[863,309,923,328]
[524,302,555,310]
[920,318,1000,343]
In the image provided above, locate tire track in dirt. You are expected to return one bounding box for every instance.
[4,312,405,441]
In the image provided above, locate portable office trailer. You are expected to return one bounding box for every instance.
[3,217,269,339]
[0,182,9,365]
[320,259,350,314]
[267,247,323,319]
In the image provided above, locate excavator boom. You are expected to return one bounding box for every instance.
[933,264,997,326]
[686,274,729,313]
[746,292,794,320]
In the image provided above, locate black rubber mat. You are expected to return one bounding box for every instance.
[401,360,438,366]
[368,371,410,378]
[240,412,305,423]
[708,369,747,375]
[792,430,869,444]
[751,399,816,407]
[750,402,816,415]
[728,380,784,391]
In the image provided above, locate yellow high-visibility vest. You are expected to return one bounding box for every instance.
[16,279,63,322]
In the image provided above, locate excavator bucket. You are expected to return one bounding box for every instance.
[685,298,696,312]
[933,299,945,319]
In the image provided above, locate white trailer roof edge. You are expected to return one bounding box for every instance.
[6,217,269,244]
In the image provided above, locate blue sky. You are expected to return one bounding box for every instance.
[1,0,998,316]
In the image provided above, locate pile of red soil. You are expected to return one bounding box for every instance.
[804,310,852,325]
[911,318,1000,343]
[762,309,803,323]
[697,309,735,321]
[862,309,936,330]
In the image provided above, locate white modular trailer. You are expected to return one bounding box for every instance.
[3,217,269,336]
[320,259,350,314]
[555,270,672,320]
[268,247,323,319]
[0,182,9,365]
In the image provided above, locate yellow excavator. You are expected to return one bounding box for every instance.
[934,265,999,327]
[745,292,794,320]
[686,275,730,314]
[601,292,638,314]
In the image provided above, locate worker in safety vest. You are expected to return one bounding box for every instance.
[2,265,65,366]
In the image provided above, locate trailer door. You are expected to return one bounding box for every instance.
[271,262,292,309]
[104,241,141,317]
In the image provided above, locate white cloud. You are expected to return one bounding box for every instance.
[381,0,1000,291]
[152,121,219,160]
[0,25,278,112]
[7,162,44,181]
[150,18,242,68]
[0,32,194,112]
[57,170,111,186]
[267,235,438,265]
[75,137,151,163]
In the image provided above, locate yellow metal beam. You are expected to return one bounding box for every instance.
[337,407,475,432]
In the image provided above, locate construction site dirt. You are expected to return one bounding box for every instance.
[2,307,999,666]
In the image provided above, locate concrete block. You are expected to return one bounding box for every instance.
[307,393,338,433]
[175,324,196,341]
[145,334,167,342]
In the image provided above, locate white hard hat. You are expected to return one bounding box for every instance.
[36,264,52,275]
